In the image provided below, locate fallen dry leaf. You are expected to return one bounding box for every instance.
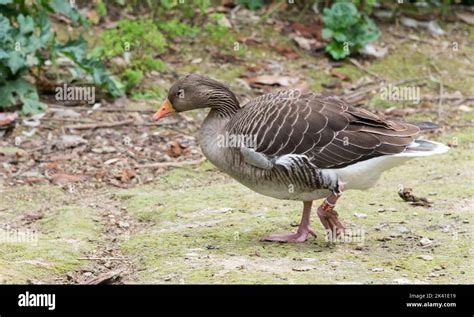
[458,105,471,112]
[292,36,316,51]
[246,75,299,87]
[166,141,184,158]
[398,186,432,207]
[271,45,300,60]
[322,81,342,90]
[447,139,458,148]
[0,112,18,126]
[291,22,322,41]
[115,168,136,183]
[50,173,90,185]
[385,107,416,117]
[55,135,87,150]
[456,12,474,25]
[25,177,49,185]
[331,71,351,81]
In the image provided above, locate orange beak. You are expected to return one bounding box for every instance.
[153,99,176,121]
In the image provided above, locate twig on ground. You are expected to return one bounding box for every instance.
[65,119,134,130]
[78,257,127,261]
[388,30,435,45]
[43,117,97,123]
[348,58,381,79]
[343,77,430,102]
[84,267,126,285]
[52,106,156,113]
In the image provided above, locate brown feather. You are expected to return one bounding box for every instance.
[227,91,420,169]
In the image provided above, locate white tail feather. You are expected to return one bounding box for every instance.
[395,139,450,157]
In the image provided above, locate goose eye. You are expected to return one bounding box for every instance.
[176,89,185,99]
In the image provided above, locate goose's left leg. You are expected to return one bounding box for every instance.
[317,182,346,241]
[262,201,316,243]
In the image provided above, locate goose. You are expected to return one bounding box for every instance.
[153,74,449,242]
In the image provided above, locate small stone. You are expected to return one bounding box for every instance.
[418,254,434,261]
[420,237,433,246]
[397,226,410,234]
[393,278,411,284]
[372,267,384,272]
[377,208,386,213]
[290,221,299,227]
[53,108,81,118]
[117,221,129,228]
[57,135,87,149]
[354,212,367,218]
[293,257,316,262]
[292,266,314,272]
[387,208,398,212]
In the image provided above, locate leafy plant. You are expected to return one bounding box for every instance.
[122,69,143,92]
[322,2,380,60]
[98,19,166,92]
[203,13,239,53]
[0,0,121,114]
[157,18,200,39]
[205,13,229,41]
[56,37,123,97]
[238,0,265,10]
[154,0,211,18]
[353,0,377,15]
[237,0,265,10]
[96,0,108,17]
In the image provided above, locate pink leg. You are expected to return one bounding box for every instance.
[262,201,317,243]
[317,183,346,242]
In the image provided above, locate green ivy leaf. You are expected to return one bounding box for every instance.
[0,78,45,112]
[0,81,17,108]
[8,51,24,74]
[49,0,87,26]
[0,14,12,40]
[0,49,8,59]
[57,37,87,61]
[20,97,46,114]
[18,14,34,34]
[50,0,74,16]
[237,0,264,10]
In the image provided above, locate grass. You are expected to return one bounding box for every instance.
[0,22,472,284]
[116,129,472,284]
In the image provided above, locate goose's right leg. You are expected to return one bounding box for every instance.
[262,201,316,243]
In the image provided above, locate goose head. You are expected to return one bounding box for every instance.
[153,74,239,121]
